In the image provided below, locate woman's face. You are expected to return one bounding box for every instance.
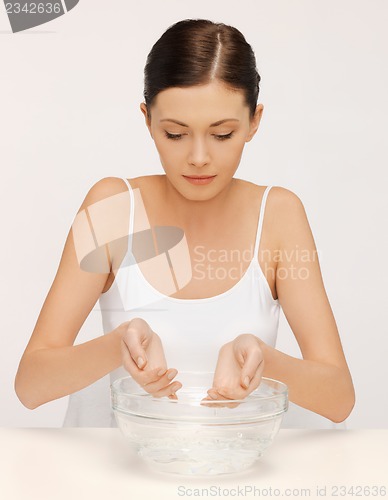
[140,81,263,199]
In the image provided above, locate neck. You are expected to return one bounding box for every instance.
[159,175,237,231]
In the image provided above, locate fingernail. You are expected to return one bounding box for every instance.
[137,357,144,368]
[244,376,250,388]
[157,368,166,377]
[209,392,218,400]
[167,370,176,380]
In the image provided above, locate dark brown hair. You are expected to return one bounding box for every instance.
[143,19,261,121]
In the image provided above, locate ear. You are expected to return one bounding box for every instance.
[245,104,264,143]
[139,103,153,137]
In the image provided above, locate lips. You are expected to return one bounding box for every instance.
[183,175,216,179]
[182,175,217,185]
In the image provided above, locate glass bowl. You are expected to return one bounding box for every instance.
[111,371,288,476]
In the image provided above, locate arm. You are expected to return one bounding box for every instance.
[14,177,130,409]
[260,187,355,423]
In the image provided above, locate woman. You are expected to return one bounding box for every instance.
[14,19,355,427]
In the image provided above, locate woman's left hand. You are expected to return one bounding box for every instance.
[202,334,265,407]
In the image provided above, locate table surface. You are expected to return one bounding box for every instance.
[1,428,387,500]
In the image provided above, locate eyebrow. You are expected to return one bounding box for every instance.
[159,118,240,127]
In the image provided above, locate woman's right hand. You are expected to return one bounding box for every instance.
[117,317,182,399]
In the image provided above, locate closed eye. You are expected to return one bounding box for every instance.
[164,131,234,141]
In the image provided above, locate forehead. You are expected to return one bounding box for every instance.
[152,82,248,122]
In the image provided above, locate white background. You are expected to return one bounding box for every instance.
[0,0,387,428]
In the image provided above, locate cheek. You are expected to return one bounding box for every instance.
[154,140,182,163]
[217,141,245,163]
[157,147,186,175]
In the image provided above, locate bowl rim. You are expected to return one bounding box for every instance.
[110,373,288,405]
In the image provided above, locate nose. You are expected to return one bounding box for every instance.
[188,136,210,167]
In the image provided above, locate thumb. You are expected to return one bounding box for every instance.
[122,326,148,369]
[134,350,147,369]
[240,350,263,389]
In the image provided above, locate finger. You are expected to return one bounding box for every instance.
[207,388,222,400]
[136,366,170,387]
[233,333,262,365]
[202,392,225,408]
[150,381,182,398]
[240,350,264,389]
[144,333,168,370]
[218,400,240,409]
[213,367,264,400]
[216,384,247,401]
[207,387,241,405]
[200,396,218,408]
[142,369,178,393]
[201,394,239,409]
[124,317,156,368]
[121,338,146,375]
[122,329,149,369]
[211,377,243,399]
[244,366,264,396]
[121,351,167,385]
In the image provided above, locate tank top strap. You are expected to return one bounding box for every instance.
[253,186,273,258]
[121,177,135,241]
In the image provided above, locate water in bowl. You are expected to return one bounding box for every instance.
[116,411,282,475]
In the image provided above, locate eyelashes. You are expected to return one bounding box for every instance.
[164,131,234,141]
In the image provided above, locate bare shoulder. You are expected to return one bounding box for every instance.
[77,176,131,212]
[78,173,162,221]
[267,185,304,208]
[265,186,316,257]
[72,176,135,272]
[235,179,301,203]
[266,186,307,228]
[240,182,308,250]
[237,180,305,219]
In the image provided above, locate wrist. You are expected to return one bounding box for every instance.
[256,337,270,356]
[109,326,125,359]
[234,333,260,344]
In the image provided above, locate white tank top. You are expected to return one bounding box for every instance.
[62,178,345,429]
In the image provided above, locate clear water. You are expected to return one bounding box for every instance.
[136,434,272,475]
[114,399,284,475]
